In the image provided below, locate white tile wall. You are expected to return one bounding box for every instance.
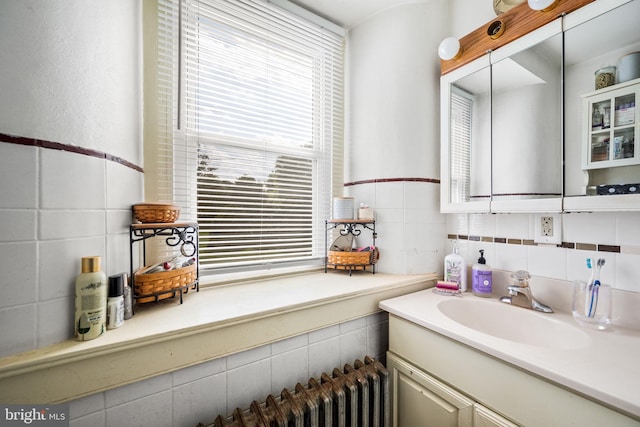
[446,211,640,293]
[0,143,143,357]
[67,312,389,427]
[347,180,446,275]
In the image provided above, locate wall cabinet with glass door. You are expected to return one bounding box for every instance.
[582,79,639,170]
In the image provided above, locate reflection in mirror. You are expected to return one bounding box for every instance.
[447,65,491,206]
[491,32,563,204]
[564,0,640,199]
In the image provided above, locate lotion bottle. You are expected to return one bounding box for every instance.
[472,249,492,297]
[444,242,467,292]
[75,256,107,341]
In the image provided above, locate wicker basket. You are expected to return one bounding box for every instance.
[327,249,379,271]
[134,263,197,303]
[133,203,180,224]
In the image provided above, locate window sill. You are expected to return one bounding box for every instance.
[0,271,435,404]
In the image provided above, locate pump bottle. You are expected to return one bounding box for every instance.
[444,242,467,292]
[472,249,492,297]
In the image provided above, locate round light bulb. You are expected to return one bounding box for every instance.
[527,0,558,11]
[438,37,461,61]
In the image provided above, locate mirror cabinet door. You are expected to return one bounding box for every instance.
[441,57,491,213]
[564,0,640,211]
[490,21,563,213]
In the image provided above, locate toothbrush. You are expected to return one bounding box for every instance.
[584,258,594,317]
[587,258,605,318]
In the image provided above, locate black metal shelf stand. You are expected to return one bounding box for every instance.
[325,220,377,275]
[129,222,199,304]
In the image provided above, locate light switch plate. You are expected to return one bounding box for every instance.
[534,213,562,244]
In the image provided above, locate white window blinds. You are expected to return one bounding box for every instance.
[449,87,473,203]
[156,0,345,271]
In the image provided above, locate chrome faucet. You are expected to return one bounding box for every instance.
[500,270,553,313]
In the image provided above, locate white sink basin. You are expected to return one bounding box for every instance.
[438,298,591,350]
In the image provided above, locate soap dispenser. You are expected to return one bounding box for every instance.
[444,241,467,292]
[472,249,492,297]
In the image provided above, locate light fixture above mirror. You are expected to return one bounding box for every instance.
[528,0,559,11]
[438,37,462,61]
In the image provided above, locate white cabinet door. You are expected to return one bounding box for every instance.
[474,404,519,427]
[388,352,474,427]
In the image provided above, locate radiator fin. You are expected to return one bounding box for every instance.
[203,356,389,427]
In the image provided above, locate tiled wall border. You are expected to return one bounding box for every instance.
[0,132,143,173]
[344,177,440,186]
[448,234,622,253]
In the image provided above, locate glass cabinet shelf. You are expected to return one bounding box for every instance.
[582,78,639,169]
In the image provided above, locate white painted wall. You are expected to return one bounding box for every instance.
[0,1,143,356]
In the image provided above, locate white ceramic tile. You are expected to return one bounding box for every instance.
[339,317,367,334]
[614,253,640,292]
[373,207,404,224]
[493,243,528,272]
[308,336,341,380]
[366,319,388,359]
[41,149,105,209]
[271,347,309,393]
[70,411,106,427]
[37,297,74,347]
[616,212,640,246]
[446,213,469,236]
[350,182,376,208]
[308,324,339,343]
[271,334,308,355]
[0,144,37,209]
[0,210,36,242]
[366,311,388,325]
[0,304,36,357]
[172,357,226,387]
[39,210,105,240]
[339,328,367,367]
[173,372,227,427]
[469,213,496,237]
[105,374,172,408]
[106,391,172,427]
[404,181,432,210]
[404,247,442,275]
[563,211,616,244]
[226,359,271,414]
[106,161,143,209]
[227,345,271,370]
[0,242,37,308]
[69,392,105,419]
[375,181,403,209]
[566,249,599,284]
[495,213,529,239]
[39,236,105,301]
[106,232,130,277]
[107,209,132,235]
[527,245,567,280]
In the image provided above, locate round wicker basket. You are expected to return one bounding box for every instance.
[133,203,180,223]
[327,249,379,271]
[134,263,196,303]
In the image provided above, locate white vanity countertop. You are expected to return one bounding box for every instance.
[380,290,640,419]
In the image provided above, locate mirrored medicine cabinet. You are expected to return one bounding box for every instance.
[441,0,640,213]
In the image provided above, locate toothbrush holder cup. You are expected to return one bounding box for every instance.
[571,280,612,330]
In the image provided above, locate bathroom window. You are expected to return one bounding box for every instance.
[450,87,473,203]
[156,0,345,273]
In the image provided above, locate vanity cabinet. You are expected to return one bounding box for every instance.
[387,314,639,427]
[582,79,639,170]
[387,352,517,427]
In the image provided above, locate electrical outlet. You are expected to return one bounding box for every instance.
[534,214,562,244]
[541,216,554,236]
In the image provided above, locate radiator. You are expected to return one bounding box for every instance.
[201,356,390,427]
